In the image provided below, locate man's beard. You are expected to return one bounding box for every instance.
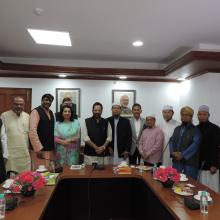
[165,117,172,122]
[182,122,189,126]
[93,113,101,119]
[42,103,50,109]
[113,113,120,118]
[14,109,22,116]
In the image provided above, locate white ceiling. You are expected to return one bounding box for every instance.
[1,0,220,65]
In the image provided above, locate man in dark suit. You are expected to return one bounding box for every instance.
[55,97,77,121]
[129,103,145,164]
[107,103,132,165]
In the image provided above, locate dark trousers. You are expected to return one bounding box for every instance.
[144,161,162,167]
[172,162,198,180]
[129,148,141,165]
[0,157,6,184]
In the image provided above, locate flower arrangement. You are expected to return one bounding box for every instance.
[154,166,180,183]
[9,171,46,196]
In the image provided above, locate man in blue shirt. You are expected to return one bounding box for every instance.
[169,106,201,179]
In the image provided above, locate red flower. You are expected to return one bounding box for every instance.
[27,186,33,191]
[12,185,22,193]
[154,167,180,183]
[23,175,34,184]
[10,170,47,193]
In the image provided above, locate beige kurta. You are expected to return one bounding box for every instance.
[1,110,31,173]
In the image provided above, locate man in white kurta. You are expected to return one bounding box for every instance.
[1,97,31,173]
[158,105,180,166]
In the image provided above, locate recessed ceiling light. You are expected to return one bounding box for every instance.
[58,74,67,78]
[119,76,127,79]
[132,41,143,47]
[182,73,188,78]
[33,8,44,16]
[177,77,186,81]
[27,29,72,46]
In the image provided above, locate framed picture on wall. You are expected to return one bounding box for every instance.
[56,88,81,117]
[112,90,136,117]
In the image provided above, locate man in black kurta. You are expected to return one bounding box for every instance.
[197,105,220,192]
[29,94,55,170]
[83,102,112,165]
[107,103,132,165]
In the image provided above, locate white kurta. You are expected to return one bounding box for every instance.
[199,170,219,193]
[1,110,31,173]
[158,119,180,166]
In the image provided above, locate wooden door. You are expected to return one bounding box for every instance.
[0,88,32,114]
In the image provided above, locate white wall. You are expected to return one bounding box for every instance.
[0,78,181,124]
[179,73,220,126]
[1,73,220,126]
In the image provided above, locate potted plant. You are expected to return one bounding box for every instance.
[9,171,46,196]
[154,167,180,187]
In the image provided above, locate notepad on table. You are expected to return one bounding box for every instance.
[41,172,59,185]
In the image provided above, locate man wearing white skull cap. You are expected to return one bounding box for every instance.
[158,105,180,166]
[197,105,220,192]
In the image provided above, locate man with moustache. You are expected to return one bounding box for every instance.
[107,103,132,165]
[158,105,180,166]
[1,97,31,173]
[197,105,220,192]
[29,94,55,169]
[83,102,112,165]
[129,103,145,164]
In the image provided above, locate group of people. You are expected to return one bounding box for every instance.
[0,93,220,193]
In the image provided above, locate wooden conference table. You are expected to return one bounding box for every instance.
[3,165,220,220]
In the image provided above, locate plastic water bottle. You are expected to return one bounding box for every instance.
[136,157,139,165]
[139,158,144,173]
[0,193,6,219]
[49,160,55,173]
[200,191,208,214]
[152,163,157,179]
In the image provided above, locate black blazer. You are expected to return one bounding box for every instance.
[107,116,132,157]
